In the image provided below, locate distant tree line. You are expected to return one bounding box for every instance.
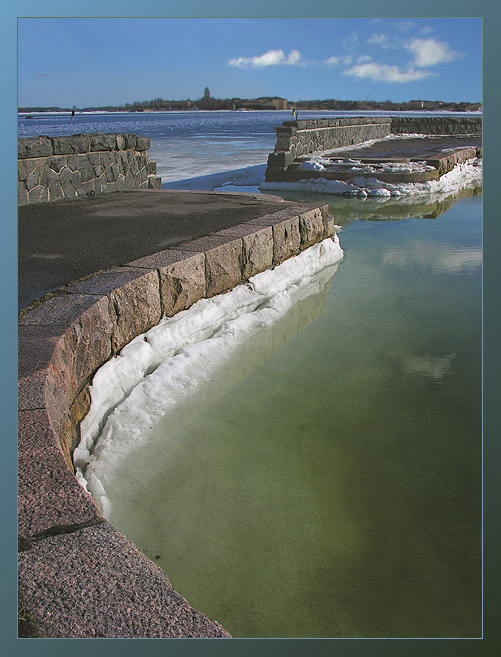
[19,97,481,114]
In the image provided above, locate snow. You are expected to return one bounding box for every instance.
[74,236,344,515]
[261,158,482,197]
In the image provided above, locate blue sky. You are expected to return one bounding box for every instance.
[18,17,482,107]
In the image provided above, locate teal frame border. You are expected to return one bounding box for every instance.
[3,2,499,656]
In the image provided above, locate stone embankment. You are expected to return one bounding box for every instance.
[18,133,161,206]
[18,175,335,637]
[265,115,482,183]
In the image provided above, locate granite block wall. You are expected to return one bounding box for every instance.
[18,200,336,638]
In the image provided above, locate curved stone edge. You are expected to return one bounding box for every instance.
[17,199,335,638]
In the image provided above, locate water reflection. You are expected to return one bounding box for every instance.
[383,243,482,274]
[272,185,482,226]
[392,348,457,381]
[104,195,482,639]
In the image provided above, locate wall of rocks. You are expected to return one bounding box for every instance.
[390,115,482,135]
[266,117,392,178]
[265,115,483,181]
[18,133,162,206]
[18,200,335,638]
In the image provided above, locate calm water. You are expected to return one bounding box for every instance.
[103,194,482,638]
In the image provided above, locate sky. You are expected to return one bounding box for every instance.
[18,17,482,107]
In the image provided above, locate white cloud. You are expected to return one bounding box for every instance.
[357,55,372,63]
[326,55,352,66]
[405,38,461,67]
[344,61,436,83]
[228,49,301,68]
[367,33,389,46]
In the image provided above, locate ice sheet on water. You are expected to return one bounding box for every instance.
[74,237,344,515]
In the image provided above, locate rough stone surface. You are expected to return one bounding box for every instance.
[18,133,160,205]
[68,268,162,354]
[246,209,304,265]
[18,523,232,638]
[299,207,328,248]
[158,251,206,317]
[18,324,75,413]
[19,293,114,390]
[215,223,274,279]
[179,236,244,297]
[18,409,102,539]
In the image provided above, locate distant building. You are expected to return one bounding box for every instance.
[204,87,211,100]
[250,97,288,110]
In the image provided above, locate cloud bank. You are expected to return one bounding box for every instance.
[228,32,464,85]
[229,49,301,68]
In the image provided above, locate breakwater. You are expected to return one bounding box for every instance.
[265,115,482,182]
[18,133,161,206]
[18,186,336,637]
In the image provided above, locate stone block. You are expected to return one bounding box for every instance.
[324,214,335,238]
[100,151,114,168]
[148,176,162,189]
[116,133,126,150]
[18,408,102,539]
[215,223,273,279]
[118,150,130,174]
[26,168,40,191]
[29,186,49,203]
[68,268,162,353]
[156,251,206,317]
[48,182,64,201]
[267,151,287,168]
[25,293,114,386]
[130,157,139,176]
[90,133,118,152]
[18,159,35,181]
[271,217,301,264]
[18,523,231,638]
[298,207,327,248]
[177,235,243,297]
[123,133,138,150]
[18,323,77,452]
[79,159,95,183]
[58,166,74,185]
[52,135,90,155]
[136,136,150,151]
[18,136,54,159]
[40,166,58,187]
[67,153,85,172]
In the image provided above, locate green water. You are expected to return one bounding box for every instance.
[106,194,482,638]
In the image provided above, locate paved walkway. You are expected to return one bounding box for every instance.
[313,135,482,161]
[18,190,287,309]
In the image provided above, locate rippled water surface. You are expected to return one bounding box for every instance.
[103,194,482,638]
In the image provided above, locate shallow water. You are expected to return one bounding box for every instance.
[103,194,482,638]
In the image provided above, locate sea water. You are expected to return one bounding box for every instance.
[81,195,482,639]
[20,110,482,637]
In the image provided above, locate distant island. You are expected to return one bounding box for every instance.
[19,92,482,114]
